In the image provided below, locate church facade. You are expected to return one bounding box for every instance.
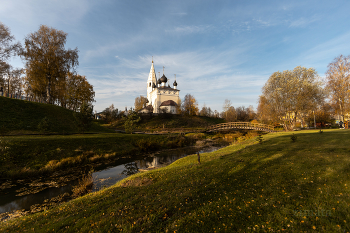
[139,60,180,114]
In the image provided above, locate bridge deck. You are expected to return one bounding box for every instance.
[207,122,275,132]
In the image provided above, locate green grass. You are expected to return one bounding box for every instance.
[0,133,190,179]
[112,114,225,132]
[0,96,112,134]
[1,129,350,232]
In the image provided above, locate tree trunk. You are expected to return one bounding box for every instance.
[46,74,51,104]
[293,111,297,129]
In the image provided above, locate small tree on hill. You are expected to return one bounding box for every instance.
[134,95,148,112]
[74,102,93,133]
[101,104,119,123]
[124,110,141,134]
[38,117,50,132]
[182,94,198,116]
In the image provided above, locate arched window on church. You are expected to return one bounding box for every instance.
[149,82,151,87]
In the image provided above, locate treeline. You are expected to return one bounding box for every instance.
[257,56,350,130]
[0,22,94,111]
[132,93,256,122]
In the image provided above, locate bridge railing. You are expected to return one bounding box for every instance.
[207,122,275,132]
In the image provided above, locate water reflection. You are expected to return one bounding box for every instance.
[0,145,223,214]
[122,162,139,176]
[0,185,72,214]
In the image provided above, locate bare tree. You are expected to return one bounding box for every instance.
[223,99,231,118]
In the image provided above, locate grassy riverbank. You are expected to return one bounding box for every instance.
[0,133,194,179]
[111,114,225,132]
[1,129,350,232]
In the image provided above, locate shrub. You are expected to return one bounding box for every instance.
[124,111,141,134]
[133,138,160,152]
[72,170,95,198]
[0,137,11,162]
[245,131,258,139]
[38,117,50,132]
[256,135,263,144]
[74,103,93,133]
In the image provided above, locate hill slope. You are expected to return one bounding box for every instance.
[2,130,349,232]
[0,96,111,134]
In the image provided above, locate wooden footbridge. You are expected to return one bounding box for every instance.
[207,122,275,133]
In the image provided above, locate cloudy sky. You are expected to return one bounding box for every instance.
[2,0,350,112]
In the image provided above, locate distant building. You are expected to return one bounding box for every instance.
[139,60,180,114]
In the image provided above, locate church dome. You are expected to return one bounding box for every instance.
[160,74,168,83]
[173,80,177,86]
[157,79,161,85]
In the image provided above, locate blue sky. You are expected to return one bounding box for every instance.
[2,0,350,112]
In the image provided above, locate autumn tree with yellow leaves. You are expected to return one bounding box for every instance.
[65,73,95,111]
[258,66,325,130]
[325,55,350,122]
[134,95,148,112]
[182,94,199,116]
[21,25,79,104]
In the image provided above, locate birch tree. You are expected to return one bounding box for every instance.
[325,55,350,122]
[21,25,78,104]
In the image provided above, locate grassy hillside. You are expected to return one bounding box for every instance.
[0,96,111,134]
[2,129,349,232]
[112,114,225,132]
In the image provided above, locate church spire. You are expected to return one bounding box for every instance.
[148,59,156,82]
[147,59,157,101]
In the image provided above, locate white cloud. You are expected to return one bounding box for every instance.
[170,12,187,16]
[289,15,320,28]
[166,25,213,35]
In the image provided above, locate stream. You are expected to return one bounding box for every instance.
[0,143,226,219]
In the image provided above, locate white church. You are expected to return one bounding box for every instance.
[139,60,180,114]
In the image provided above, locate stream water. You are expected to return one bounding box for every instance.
[0,144,225,215]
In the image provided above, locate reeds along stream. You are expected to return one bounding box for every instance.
[0,144,225,217]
